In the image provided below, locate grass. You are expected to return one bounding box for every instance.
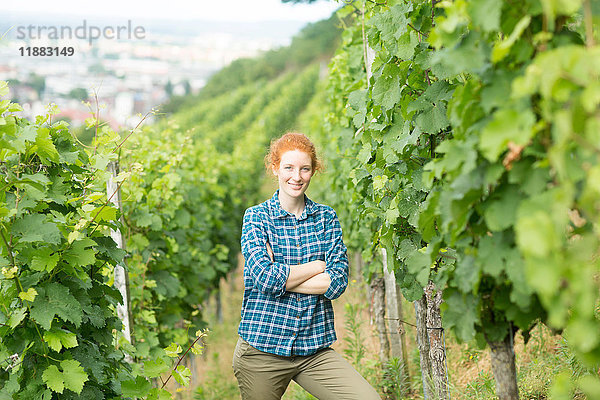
[165,256,592,399]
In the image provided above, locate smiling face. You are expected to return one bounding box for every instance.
[273,149,314,202]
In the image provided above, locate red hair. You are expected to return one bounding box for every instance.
[265,132,322,173]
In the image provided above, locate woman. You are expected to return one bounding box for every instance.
[233,132,380,400]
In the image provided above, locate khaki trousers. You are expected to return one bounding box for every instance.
[232,337,381,400]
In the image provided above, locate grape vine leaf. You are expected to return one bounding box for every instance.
[147,388,173,400]
[164,343,182,358]
[30,283,83,330]
[64,238,97,267]
[44,329,78,352]
[8,307,27,329]
[468,0,501,32]
[18,287,38,302]
[483,185,521,231]
[10,214,61,245]
[372,72,402,111]
[442,290,477,341]
[42,365,64,394]
[31,247,60,272]
[61,359,88,394]
[407,81,453,133]
[454,256,480,293]
[34,127,60,164]
[347,89,367,128]
[121,376,152,397]
[477,234,506,278]
[143,358,170,378]
[172,365,192,386]
[479,108,535,162]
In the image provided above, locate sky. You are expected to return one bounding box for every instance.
[0,0,341,23]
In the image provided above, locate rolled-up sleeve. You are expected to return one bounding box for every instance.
[241,208,290,297]
[323,210,349,300]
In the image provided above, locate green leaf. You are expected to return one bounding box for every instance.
[61,359,88,394]
[405,250,431,286]
[90,153,111,170]
[34,127,60,164]
[491,16,531,63]
[479,108,535,162]
[442,290,477,341]
[430,33,488,78]
[10,214,61,245]
[483,185,521,231]
[164,343,182,358]
[0,81,8,97]
[143,358,170,378]
[394,30,419,60]
[453,256,480,293]
[30,283,83,330]
[91,205,117,223]
[478,234,506,278]
[579,374,600,399]
[372,3,412,47]
[385,207,400,225]
[388,121,419,154]
[44,329,78,352]
[397,270,423,301]
[121,376,152,397]
[147,388,173,400]
[515,210,558,258]
[82,304,106,328]
[31,247,60,272]
[407,81,453,133]
[64,238,97,268]
[372,71,402,111]
[468,0,501,32]
[172,365,191,386]
[418,190,439,242]
[42,365,64,394]
[18,287,38,302]
[480,70,515,113]
[8,307,27,328]
[347,89,367,128]
[373,175,388,191]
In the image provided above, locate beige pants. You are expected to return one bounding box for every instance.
[232,337,381,400]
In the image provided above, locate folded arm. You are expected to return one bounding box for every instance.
[265,241,326,291]
[265,210,348,297]
[287,272,331,294]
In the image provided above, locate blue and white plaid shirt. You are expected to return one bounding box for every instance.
[238,190,349,357]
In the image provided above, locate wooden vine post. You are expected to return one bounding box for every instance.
[367,268,390,364]
[425,281,449,399]
[414,295,433,398]
[107,161,133,355]
[381,248,409,381]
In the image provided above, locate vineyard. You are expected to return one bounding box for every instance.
[1,1,599,399]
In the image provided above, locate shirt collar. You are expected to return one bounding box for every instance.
[269,189,317,220]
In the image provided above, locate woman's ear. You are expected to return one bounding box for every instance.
[271,165,277,176]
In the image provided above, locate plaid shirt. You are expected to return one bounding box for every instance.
[238,190,349,357]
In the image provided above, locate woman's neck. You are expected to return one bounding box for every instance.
[278,191,305,218]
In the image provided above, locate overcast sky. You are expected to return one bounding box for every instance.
[0,0,340,23]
